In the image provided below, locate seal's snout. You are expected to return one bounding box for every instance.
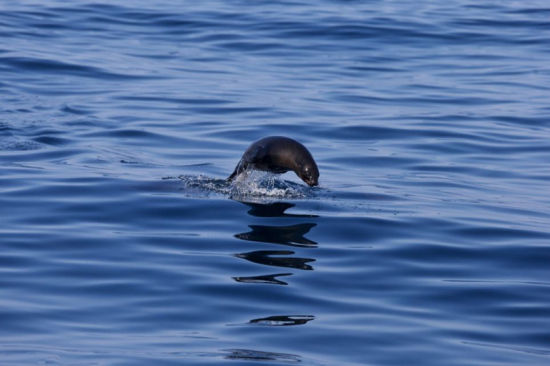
[306,178,318,187]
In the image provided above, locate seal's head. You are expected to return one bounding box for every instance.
[295,157,319,187]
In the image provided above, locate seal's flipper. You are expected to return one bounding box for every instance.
[227,167,239,181]
[227,160,248,182]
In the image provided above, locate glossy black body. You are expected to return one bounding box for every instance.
[228,136,319,186]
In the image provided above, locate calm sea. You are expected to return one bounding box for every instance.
[1,1,550,365]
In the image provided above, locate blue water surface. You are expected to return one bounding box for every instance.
[1,1,550,365]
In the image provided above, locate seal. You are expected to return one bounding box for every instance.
[227,136,319,186]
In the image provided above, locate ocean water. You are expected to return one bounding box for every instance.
[1,0,550,365]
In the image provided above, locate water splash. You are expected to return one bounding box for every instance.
[176,171,315,201]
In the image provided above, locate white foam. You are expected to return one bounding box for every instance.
[177,171,314,201]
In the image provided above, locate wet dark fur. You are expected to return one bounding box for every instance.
[227,136,319,186]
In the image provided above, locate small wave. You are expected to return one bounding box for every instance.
[0,138,42,151]
[0,56,160,80]
[176,171,316,201]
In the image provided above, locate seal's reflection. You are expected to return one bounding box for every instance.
[233,200,318,282]
[232,199,318,329]
[236,201,317,247]
[236,223,317,247]
[233,272,291,285]
[241,201,318,218]
[223,349,301,363]
[235,250,314,270]
[249,315,315,326]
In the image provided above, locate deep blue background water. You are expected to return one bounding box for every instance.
[1,1,550,365]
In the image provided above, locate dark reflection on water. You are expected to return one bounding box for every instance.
[235,200,318,247]
[240,200,318,218]
[233,199,318,281]
[223,349,301,363]
[233,272,292,286]
[249,315,315,326]
[235,250,315,271]
[235,223,317,247]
